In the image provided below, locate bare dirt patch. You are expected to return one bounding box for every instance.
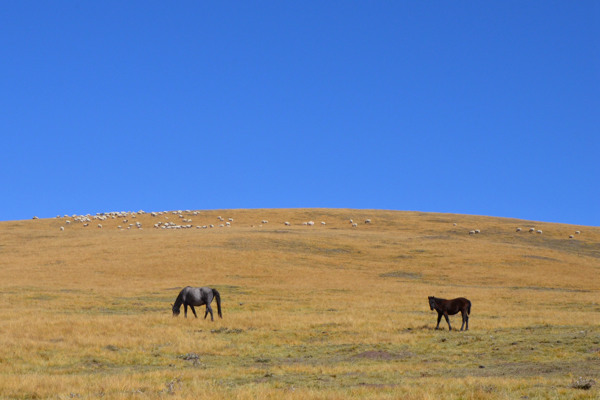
[351,350,413,361]
[379,270,422,280]
[467,360,600,378]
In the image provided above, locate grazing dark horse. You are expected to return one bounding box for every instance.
[428,296,471,331]
[172,286,222,321]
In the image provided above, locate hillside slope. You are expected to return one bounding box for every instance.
[1,209,598,399]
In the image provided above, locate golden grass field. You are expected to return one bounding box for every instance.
[0,208,598,399]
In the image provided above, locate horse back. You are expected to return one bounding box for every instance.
[182,286,211,306]
[443,297,470,315]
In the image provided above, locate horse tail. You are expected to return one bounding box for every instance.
[467,300,471,315]
[212,288,222,318]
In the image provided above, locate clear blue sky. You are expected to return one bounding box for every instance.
[1,2,598,226]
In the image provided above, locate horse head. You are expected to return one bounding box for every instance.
[171,303,180,317]
[428,296,436,310]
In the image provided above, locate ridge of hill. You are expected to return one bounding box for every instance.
[3,208,597,290]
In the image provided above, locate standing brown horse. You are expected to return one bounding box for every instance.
[428,296,471,331]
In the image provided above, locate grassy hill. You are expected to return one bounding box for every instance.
[0,209,598,399]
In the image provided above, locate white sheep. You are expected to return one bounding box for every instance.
[352,223,358,228]
[98,224,103,229]
[516,227,522,232]
[365,219,371,224]
[284,222,291,226]
[537,230,543,234]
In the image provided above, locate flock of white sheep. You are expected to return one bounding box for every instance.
[47,211,374,232]
[40,211,583,240]
[467,226,582,239]
[513,226,583,239]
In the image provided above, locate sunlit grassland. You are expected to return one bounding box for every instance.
[0,209,598,399]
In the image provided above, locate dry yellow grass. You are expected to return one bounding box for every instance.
[0,209,598,399]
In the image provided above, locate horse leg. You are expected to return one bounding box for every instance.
[205,304,214,321]
[190,305,198,318]
[460,311,465,331]
[465,313,469,331]
[436,312,442,329]
[444,313,452,331]
[184,304,188,318]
